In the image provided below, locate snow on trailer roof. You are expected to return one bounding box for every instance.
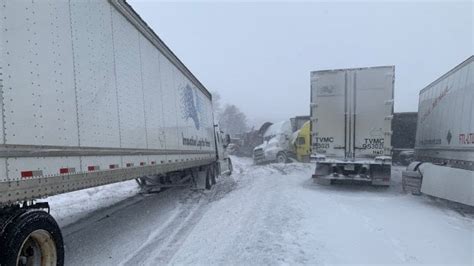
[310,65,395,75]
[114,0,212,100]
[419,55,473,95]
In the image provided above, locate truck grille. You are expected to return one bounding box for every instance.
[253,148,265,162]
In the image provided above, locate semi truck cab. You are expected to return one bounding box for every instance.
[293,121,311,162]
[215,128,233,175]
[253,120,293,164]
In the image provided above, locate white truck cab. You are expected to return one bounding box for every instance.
[253,120,293,164]
[215,127,233,174]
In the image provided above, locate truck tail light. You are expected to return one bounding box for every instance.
[21,170,43,179]
[88,165,100,171]
[59,168,75,174]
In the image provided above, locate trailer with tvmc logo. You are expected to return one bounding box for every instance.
[310,66,394,186]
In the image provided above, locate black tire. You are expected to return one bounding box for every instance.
[276,152,288,164]
[228,158,233,174]
[0,209,64,266]
[215,162,221,179]
[210,165,217,185]
[205,167,212,190]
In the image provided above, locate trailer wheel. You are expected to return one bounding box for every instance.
[228,158,233,174]
[205,167,213,190]
[211,165,217,185]
[0,210,64,266]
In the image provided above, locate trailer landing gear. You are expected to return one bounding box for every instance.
[0,204,64,266]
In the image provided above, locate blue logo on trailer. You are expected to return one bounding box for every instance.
[181,84,201,130]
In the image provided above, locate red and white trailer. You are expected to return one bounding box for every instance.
[402,56,473,206]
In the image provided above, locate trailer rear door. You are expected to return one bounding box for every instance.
[311,66,394,160]
[311,70,346,158]
[353,67,394,158]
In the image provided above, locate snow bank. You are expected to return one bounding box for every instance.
[45,180,140,227]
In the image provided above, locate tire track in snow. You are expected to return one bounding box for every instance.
[118,192,203,265]
[120,174,239,265]
[118,191,198,265]
[211,163,312,265]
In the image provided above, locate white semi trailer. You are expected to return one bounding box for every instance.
[0,0,232,264]
[402,56,473,206]
[310,66,395,186]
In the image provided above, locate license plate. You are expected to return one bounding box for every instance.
[344,164,355,171]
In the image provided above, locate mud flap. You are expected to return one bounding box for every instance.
[314,162,331,176]
[402,170,422,195]
[312,162,332,185]
[370,164,391,186]
[314,176,331,185]
[192,168,208,190]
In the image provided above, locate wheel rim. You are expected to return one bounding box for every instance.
[17,229,57,266]
[277,155,285,163]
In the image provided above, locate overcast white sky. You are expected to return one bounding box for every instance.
[128,0,473,127]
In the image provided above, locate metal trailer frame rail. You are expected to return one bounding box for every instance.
[0,158,214,206]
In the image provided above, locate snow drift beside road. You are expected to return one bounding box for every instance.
[46,180,140,227]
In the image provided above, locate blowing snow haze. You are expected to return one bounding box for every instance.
[0,1,473,264]
[128,0,472,127]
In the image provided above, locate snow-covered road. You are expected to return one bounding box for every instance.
[48,157,473,265]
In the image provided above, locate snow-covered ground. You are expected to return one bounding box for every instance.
[45,157,473,265]
[48,180,141,227]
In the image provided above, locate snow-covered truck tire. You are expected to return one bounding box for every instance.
[0,209,64,266]
[276,152,288,164]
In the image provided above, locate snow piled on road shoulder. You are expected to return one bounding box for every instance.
[45,180,140,227]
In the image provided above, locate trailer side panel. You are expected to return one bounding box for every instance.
[0,0,216,204]
[416,56,473,170]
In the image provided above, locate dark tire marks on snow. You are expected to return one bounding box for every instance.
[120,175,239,265]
